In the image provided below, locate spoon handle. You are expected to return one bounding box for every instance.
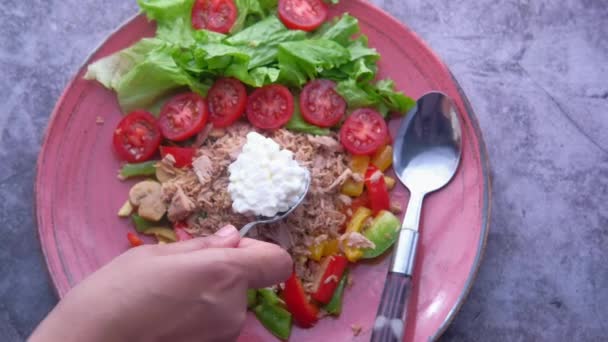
[239,222,257,237]
[370,273,412,342]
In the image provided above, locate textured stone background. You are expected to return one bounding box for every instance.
[0,0,606,341]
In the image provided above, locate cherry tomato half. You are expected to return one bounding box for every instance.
[207,78,247,128]
[113,110,161,163]
[191,0,238,34]
[246,84,294,130]
[278,0,328,32]
[158,92,208,142]
[300,79,346,128]
[339,108,388,155]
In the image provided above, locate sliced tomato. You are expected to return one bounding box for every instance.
[339,108,388,155]
[364,165,390,215]
[246,84,294,129]
[311,255,348,304]
[300,79,346,128]
[208,78,247,128]
[278,0,328,32]
[160,146,196,168]
[127,232,143,247]
[173,222,193,241]
[191,0,238,34]
[158,92,208,142]
[113,110,161,163]
[284,272,319,328]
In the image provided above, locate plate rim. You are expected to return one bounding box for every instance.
[34,2,492,340]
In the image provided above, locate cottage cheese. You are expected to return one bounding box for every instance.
[228,132,309,217]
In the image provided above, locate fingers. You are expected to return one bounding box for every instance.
[225,239,293,288]
[155,225,241,255]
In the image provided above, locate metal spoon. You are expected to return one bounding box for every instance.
[371,92,463,342]
[239,172,311,237]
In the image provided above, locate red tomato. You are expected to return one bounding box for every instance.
[278,0,328,32]
[311,255,348,304]
[207,78,247,128]
[191,0,238,34]
[158,93,208,142]
[112,111,161,163]
[246,84,294,129]
[159,146,196,168]
[300,79,346,128]
[364,165,390,215]
[127,232,143,247]
[339,108,388,155]
[284,272,319,328]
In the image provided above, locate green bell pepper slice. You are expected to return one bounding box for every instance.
[362,210,401,259]
[119,161,158,179]
[247,289,258,309]
[131,213,155,233]
[323,269,349,315]
[253,303,292,340]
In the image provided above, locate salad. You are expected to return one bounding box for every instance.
[86,0,415,339]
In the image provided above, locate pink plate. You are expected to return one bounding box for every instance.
[35,1,491,341]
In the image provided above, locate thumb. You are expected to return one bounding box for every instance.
[157,225,241,255]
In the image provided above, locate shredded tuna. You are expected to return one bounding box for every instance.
[193,123,214,148]
[167,186,196,221]
[351,173,364,183]
[306,135,342,152]
[209,128,226,138]
[369,169,383,182]
[390,200,403,213]
[324,274,339,284]
[338,194,352,206]
[161,123,349,292]
[340,232,376,250]
[192,155,214,186]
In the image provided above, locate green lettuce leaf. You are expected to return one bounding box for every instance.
[313,14,358,46]
[85,39,209,112]
[286,96,330,135]
[232,0,278,33]
[277,39,350,86]
[336,79,415,116]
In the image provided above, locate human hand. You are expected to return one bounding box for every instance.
[30,225,292,342]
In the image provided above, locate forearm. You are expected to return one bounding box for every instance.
[29,299,126,342]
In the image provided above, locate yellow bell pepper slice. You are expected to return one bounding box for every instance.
[142,227,177,242]
[309,243,324,262]
[322,239,340,257]
[344,248,363,263]
[346,207,372,233]
[384,176,396,190]
[343,207,372,262]
[341,155,370,197]
[371,145,393,171]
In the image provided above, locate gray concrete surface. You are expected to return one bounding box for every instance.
[0,0,606,340]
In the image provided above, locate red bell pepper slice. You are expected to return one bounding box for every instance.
[160,146,196,168]
[127,232,143,247]
[311,255,349,304]
[364,165,390,215]
[283,272,319,328]
[173,221,193,241]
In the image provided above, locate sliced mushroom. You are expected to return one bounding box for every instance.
[128,180,167,221]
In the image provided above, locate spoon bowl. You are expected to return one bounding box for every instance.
[239,172,311,237]
[393,92,462,193]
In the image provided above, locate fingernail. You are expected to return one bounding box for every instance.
[215,225,237,237]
